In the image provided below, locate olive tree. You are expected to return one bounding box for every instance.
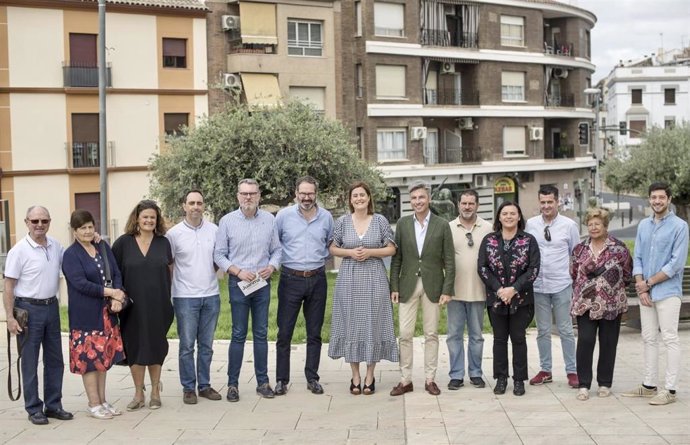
[149,102,386,220]
[602,122,690,220]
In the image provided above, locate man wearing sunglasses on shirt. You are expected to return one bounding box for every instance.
[444,189,493,390]
[3,206,74,425]
[526,185,581,388]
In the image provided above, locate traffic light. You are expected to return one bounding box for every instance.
[619,121,627,135]
[578,122,589,146]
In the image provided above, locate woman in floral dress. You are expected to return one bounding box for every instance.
[62,209,126,420]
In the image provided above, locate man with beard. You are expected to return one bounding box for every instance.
[3,206,73,425]
[273,176,334,396]
[443,189,493,390]
[622,182,688,406]
[215,179,281,402]
[167,190,222,404]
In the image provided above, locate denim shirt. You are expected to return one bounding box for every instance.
[633,212,689,302]
[274,204,334,270]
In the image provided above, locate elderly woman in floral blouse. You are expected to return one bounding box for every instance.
[478,201,540,397]
[571,207,632,401]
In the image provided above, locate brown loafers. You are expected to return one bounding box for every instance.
[390,382,414,396]
[425,381,441,396]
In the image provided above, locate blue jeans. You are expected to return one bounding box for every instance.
[15,299,64,415]
[446,300,485,380]
[173,295,220,392]
[227,277,270,388]
[534,285,577,374]
[276,269,327,383]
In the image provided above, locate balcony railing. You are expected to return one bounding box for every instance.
[545,94,575,107]
[70,142,99,168]
[63,63,112,88]
[462,146,484,163]
[423,88,480,106]
[544,42,574,57]
[421,29,478,48]
[551,143,575,159]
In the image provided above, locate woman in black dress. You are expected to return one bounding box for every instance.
[112,200,173,411]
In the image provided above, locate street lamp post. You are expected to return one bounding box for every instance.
[584,87,601,202]
[98,0,109,240]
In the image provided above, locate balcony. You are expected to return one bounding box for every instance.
[423,88,480,106]
[545,94,574,107]
[544,42,574,57]
[550,143,575,159]
[69,142,99,168]
[63,63,112,88]
[421,29,478,48]
[425,145,483,165]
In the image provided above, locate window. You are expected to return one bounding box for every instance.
[629,119,646,136]
[374,2,404,37]
[357,127,364,157]
[585,30,591,58]
[665,117,675,129]
[164,113,189,136]
[162,38,187,68]
[377,128,407,160]
[356,64,363,98]
[71,113,99,168]
[500,15,524,47]
[664,88,676,104]
[287,20,323,56]
[375,65,406,98]
[503,127,526,157]
[631,88,642,104]
[501,71,524,102]
[69,33,97,67]
[289,87,325,112]
[355,1,362,36]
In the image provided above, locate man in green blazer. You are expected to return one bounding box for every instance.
[390,181,455,396]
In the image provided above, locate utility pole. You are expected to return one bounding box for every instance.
[98,0,109,239]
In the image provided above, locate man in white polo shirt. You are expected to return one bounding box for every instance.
[3,206,73,425]
[166,190,222,404]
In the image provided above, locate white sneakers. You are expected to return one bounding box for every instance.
[649,390,677,406]
[621,384,657,398]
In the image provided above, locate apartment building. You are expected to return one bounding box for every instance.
[604,47,690,159]
[0,0,208,248]
[341,0,597,221]
[205,0,339,118]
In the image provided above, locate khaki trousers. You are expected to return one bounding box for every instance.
[398,278,441,383]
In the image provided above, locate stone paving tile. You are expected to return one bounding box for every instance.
[1,324,688,444]
[588,435,670,445]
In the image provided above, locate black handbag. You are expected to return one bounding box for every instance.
[99,242,131,313]
[7,307,29,401]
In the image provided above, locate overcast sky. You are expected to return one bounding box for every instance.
[568,0,690,83]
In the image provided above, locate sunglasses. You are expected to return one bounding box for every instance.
[28,219,51,225]
[465,232,474,247]
[544,226,552,242]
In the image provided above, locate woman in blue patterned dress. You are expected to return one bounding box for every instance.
[328,181,399,395]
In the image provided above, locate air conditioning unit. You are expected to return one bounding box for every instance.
[473,174,487,188]
[552,68,569,79]
[441,62,455,74]
[223,73,242,90]
[221,15,240,31]
[458,117,474,130]
[410,126,428,140]
[530,126,544,141]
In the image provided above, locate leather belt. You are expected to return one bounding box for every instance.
[282,266,324,278]
[15,296,57,305]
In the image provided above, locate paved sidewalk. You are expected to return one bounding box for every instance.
[1,324,688,445]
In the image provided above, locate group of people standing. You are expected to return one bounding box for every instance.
[3,177,686,426]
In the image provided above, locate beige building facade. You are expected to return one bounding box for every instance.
[0,0,209,249]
